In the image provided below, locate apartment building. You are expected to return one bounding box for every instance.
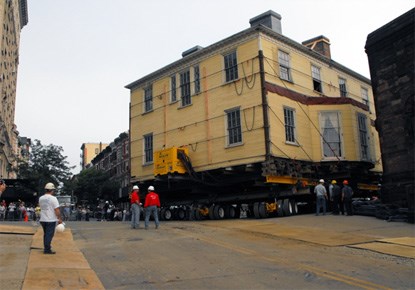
[126,10,382,195]
[80,142,109,170]
[91,132,130,202]
[0,0,28,178]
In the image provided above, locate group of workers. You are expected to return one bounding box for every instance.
[314,179,354,216]
[129,185,160,230]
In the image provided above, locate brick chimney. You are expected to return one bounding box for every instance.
[302,35,331,58]
[250,10,282,34]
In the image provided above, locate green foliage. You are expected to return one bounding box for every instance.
[17,139,75,194]
[72,167,119,204]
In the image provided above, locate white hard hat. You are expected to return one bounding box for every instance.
[319,179,325,183]
[55,223,65,233]
[133,185,139,190]
[148,186,154,191]
[45,183,56,190]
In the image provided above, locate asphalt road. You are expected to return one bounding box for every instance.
[68,215,415,290]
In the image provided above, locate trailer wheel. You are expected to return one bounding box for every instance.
[161,208,173,221]
[277,200,284,217]
[208,205,215,220]
[225,205,236,219]
[214,205,225,220]
[176,208,186,220]
[253,202,261,219]
[234,205,241,219]
[194,208,202,220]
[290,200,298,215]
[259,202,268,218]
[283,199,293,216]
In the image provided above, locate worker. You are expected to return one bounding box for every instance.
[314,179,328,216]
[144,186,160,229]
[342,180,354,216]
[130,185,141,229]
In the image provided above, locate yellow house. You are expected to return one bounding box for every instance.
[126,11,381,212]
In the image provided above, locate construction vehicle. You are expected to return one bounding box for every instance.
[146,146,314,220]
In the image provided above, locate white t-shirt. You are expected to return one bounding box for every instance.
[39,194,59,222]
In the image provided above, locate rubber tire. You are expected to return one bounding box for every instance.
[214,205,225,220]
[208,205,215,220]
[253,202,261,219]
[177,208,186,220]
[283,199,292,216]
[162,208,173,221]
[258,202,268,218]
[290,200,298,215]
[277,200,284,217]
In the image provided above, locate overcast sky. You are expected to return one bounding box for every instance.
[14,0,413,173]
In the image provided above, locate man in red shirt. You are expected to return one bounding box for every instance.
[144,186,160,229]
[130,185,141,229]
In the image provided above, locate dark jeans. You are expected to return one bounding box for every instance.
[344,197,353,215]
[40,221,56,252]
[332,194,342,214]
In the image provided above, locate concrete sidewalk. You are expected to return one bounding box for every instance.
[0,223,104,290]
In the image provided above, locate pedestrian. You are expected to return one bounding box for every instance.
[0,201,6,221]
[103,201,110,221]
[39,182,63,254]
[130,185,141,228]
[342,180,354,216]
[144,186,160,229]
[0,179,6,198]
[314,179,328,216]
[330,180,342,215]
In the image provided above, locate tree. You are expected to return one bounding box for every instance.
[72,167,119,205]
[17,139,75,195]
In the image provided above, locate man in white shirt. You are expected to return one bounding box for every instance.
[39,182,63,254]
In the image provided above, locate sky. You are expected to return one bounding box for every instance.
[14,0,414,174]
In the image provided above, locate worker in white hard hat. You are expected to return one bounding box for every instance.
[314,179,328,216]
[38,182,63,254]
[144,186,160,229]
[130,185,141,229]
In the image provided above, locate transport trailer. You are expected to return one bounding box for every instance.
[142,147,314,220]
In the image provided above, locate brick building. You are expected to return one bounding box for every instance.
[365,8,414,221]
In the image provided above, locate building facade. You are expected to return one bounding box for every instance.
[365,8,414,220]
[0,0,28,178]
[127,11,382,194]
[80,142,108,170]
[91,132,130,203]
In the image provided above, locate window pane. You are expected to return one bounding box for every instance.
[358,113,369,160]
[144,86,153,112]
[194,65,200,94]
[339,78,347,97]
[171,75,176,102]
[227,109,242,145]
[278,51,291,81]
[321,112,342,157]
[180,70,191,106]
[144,134,153,163]
[224,51,238,82]
[284,108,295,143]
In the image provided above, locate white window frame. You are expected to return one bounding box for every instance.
[361,87,369,110]
[283,106,296,144]
[339,77,347,97]
[278,50,292,81]
[311,65,322,93]
[319,111,344,160]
